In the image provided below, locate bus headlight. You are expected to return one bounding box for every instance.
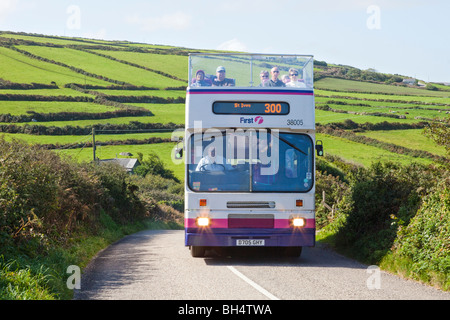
[196,217,210,227]
[291,217,306,228]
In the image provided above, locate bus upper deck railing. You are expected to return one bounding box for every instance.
[189,53,314,90]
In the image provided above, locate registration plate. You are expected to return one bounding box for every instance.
[236,239,265,246]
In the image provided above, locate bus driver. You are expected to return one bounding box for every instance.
[195,145,235,171]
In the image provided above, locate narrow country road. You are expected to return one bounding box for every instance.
[74,229,449,300]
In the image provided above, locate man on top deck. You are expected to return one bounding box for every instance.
[211,66,235,86]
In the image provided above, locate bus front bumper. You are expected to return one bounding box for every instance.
[185,228,315,247]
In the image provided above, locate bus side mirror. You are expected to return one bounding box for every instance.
[173,136,184,160]
[315,140,324,157]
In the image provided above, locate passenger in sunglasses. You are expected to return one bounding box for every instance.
[285,68,306,88]
[259,70,270,87]
[269,67,286,87]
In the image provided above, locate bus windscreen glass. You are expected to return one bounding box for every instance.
[188,130,313,192]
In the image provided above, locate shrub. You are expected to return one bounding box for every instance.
[129,173,184,217]
[0,138,149,256]
[425,83,438,91]
[333,161,439,263]
[135,152,179,182]
[391,177,450,288]
[315,170,350,229]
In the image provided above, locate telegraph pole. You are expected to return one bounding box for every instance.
[92,128,96,162]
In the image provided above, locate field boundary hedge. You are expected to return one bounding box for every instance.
[0,109,153,123]
[316,94,450,107]
[39,136,172,150]
[79,48,188,83]
[0,122,183,135]
[67,83,186,103]
[317,124,448,164]
[319,119,429,131]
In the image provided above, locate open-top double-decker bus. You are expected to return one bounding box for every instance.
[181,53,322,257]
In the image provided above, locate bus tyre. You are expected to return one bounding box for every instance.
[191,246,205,257]
[284,246,302,257]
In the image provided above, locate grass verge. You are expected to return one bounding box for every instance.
[0,213,183,300]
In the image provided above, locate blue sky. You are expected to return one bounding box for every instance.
[0,0,449,82]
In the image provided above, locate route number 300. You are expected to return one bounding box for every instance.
[264,103,282,114]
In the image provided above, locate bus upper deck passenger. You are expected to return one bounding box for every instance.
[191,69,212,87]
[285,68,306,88]
[269,67,286,87]
[211,66,235,86]
[259,70,270,87]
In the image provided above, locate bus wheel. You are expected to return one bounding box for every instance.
[284,246,302,257]
[191,246,206,257]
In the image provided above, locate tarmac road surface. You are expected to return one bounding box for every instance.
[74,229,449,300]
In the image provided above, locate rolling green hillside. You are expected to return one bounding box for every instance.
[0,31,449,296]
[0,31,449,182]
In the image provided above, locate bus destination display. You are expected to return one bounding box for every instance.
[213,101,289,115]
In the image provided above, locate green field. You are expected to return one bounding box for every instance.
[316,77,450,97]
[0,131,174,145]
[57,142,185,181]
[356,129,446,156]
[1,103,184,127]
[0,88,94,97]
[1,31,448,181]
[94,89,185,98]
[0,101,117,115]
[316,88,450,105]
[17,46,186,88]
[93,50,188,81]
[316,133,434,167]
[0,46,110,86]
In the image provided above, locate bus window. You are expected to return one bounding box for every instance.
[188,131,250,192]
[188,131,313,193]
[189,54,314,89]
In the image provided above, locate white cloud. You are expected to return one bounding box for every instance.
[126,11,192,32]
[216,39,248,52]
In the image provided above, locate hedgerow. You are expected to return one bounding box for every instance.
[0,138,182,257]
[316,158,449,290]
[0,137,183,298]
[390,178,450,289]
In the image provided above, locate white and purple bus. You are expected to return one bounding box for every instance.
[181,53,322,257]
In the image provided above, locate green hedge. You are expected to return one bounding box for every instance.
[316,159,449,290]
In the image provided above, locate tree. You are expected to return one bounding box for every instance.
[423,117,450,166]
[425,83,438,91]
[135,152,179,182]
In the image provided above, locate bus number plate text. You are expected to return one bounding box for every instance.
[236,239,265,246]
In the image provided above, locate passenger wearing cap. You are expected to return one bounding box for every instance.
[211,66,235,86]
[191,70,211,87]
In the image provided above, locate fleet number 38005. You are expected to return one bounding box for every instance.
[287,119,304,126]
